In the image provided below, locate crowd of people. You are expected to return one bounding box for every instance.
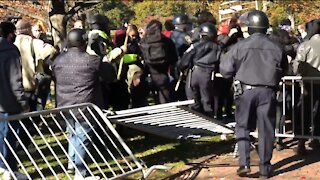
[0,8,320,179]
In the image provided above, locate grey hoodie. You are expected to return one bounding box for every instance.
[0,37,28,113]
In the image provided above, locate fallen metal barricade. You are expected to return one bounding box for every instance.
[0,103,167,179]
[277,76,320,140]
[106,100,234,140]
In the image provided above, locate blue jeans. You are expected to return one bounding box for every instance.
[66,119,93,177]
[0,113,20,171]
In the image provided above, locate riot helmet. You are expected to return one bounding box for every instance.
[247,10,269,34]
[199,22,217,41]
[173,14,192,32]
[67,28,87,48]
[88,14,109,33]
[197,11,217,25]
[173,14,190,25]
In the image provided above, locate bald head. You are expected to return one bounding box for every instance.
[15,19,32,35]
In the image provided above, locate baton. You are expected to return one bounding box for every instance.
[117,25,131,80]
[175,72,183,92]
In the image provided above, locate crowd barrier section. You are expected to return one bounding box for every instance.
[106,100,234,140]
[0,103,167,179]
[277,76,320,140]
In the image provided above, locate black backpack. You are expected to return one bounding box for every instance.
[140,23,167,65]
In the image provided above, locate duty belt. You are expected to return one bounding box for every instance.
[193,65,215,80]
[193,65,215,73]
[242,84,277,91]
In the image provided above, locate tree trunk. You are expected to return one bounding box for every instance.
[49,14,66,49]
[49,0,67,49]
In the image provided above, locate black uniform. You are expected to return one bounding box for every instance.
[220,33,288,176]
[179,39,220,116]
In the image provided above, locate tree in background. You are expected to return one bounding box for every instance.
[130,1,218,26]
[94,0,134,29]
[2,0,320,47]
[49,0,101,49]
[265,1,320,29]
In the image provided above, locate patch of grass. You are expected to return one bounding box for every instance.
[18,131,234,179]
[120,132,235,179]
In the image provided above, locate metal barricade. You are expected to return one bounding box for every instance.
[0,103,167,179]
[106,100,234,140]
[277,76,320,140]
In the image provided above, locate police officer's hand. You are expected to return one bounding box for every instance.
[120,45,128,53]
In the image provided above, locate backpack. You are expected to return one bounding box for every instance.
[140,23,167,65]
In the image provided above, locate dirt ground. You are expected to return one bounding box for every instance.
[168,139,320,180]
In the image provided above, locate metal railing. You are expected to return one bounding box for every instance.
[277,76,320,140]
[0,103,167,179]
[106,100,234,140]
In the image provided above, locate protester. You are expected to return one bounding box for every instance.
[0,21,29,180]
[292,18,320,155]
[163,19,174,38]
[14,19,57,111]
[73,20,84,29]
[140,20,178,104]
[52,28,109,179]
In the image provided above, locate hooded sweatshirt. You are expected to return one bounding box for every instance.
[0,37,28,113]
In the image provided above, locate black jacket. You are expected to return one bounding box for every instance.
[143,35,178,74]
[0,37,28,113]
[220,33,288,87]
[52,48,113,108]
[218,26,244,52]
[178,40,221,71]
[170,30,191,58]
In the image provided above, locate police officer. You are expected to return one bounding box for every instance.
[178,22,220,117]
[171,14,193,101]
[220,10,288,178]
[171,14,193,58]
[191,11,217,43]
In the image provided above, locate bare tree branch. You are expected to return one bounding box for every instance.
[65,0,102,21]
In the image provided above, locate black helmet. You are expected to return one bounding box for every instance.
[199,22,217,40]
[247,10,269,34]
[88,14,109,25]
[88,14,109,31]
[197,11,217,25]
[173,14,190,25]
[67,28,87,48]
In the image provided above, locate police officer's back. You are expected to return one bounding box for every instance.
[179,23,220,117]
[220,10,287,179]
